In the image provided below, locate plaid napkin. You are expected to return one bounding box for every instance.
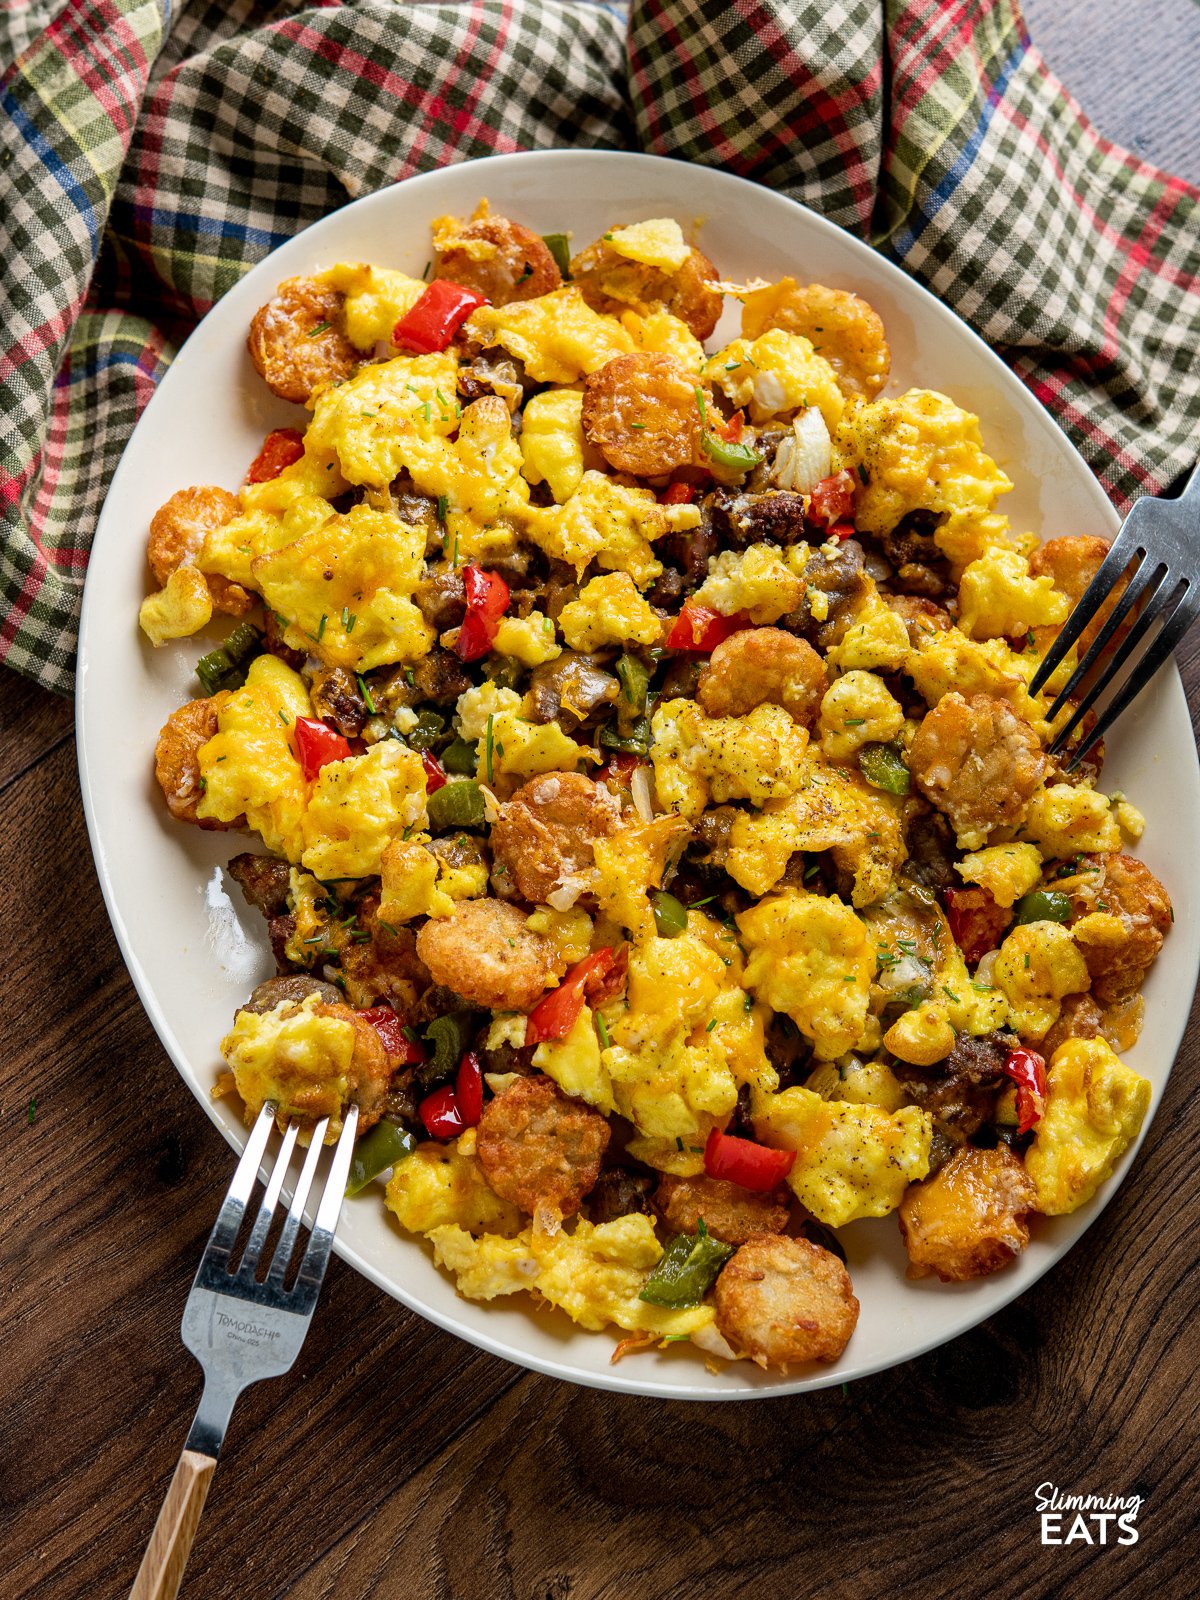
[3,0,1198,695]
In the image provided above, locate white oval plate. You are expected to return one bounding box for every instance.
[77,151,1200,1399]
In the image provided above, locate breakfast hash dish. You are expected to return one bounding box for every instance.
[143,204,1164,1373]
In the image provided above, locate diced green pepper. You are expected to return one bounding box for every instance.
[701,434,763,473]
[638,1221,734,1308]
[195,621,264,695]
[857,741,912,796]
[405,708,446,751]
[345,1120,418,1195]
[440,737,478,775]
[652,890,689,939]
[1011,889,1072,926]
[427,779,487,831]
[599,717,652,756]
[420,1012,477,1087]
[542,233,572,278]
[616,652,650,712]
[484,654,524,690]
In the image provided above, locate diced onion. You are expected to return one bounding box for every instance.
[630,765,655,823]
[547,874,587,911]
[690,1323,738,1362]
[772,407,831,493]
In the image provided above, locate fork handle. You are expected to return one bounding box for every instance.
[130,1448,217,1600]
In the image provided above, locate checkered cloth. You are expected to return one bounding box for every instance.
[3,1,1199,694]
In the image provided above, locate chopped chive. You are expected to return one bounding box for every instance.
[594,1012,611,1049]
[317,613,327,640]
[358,675,376,714]
[485,715,495,784]
[308,320,332,338]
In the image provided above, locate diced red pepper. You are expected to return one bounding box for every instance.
[586,942,629,1008]
[456,1051,484,1126]
[421,749,448,793]
[245,427,305,484]
[704,1126,796,1192]
[419,1083,465,1140]
[666,604,752,653]
[392,279,489,355]
[525,948,616,1046]
[454,563,511,661]
[720,409,745,442]
[827,522,857,542]
[808,470,857,527]
[359,1006,425,1065]
[944,886,1012,967]
[1003,1046,1048,1136]
[293,716,352,782]
[660,482,695,505]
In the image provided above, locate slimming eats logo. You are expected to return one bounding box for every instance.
[1036,1483,1142,1546]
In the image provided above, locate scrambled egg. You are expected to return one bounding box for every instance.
[430,1212,714,1339]
[691,543,806,622]
[558,572,663,652]
[738,891,876,1060]
[805,1056,907,1113]
[220,993,357,1136]
[837,388,1019,569]
[725,754,906,907]
[519,388,588,503]
[650,699,810,818]
[534,1004,616,1115]
[379,837,452,922]
[606,217,692,272]
[1025,1037,1151,1215]
[1019,783,1122,857]
[476,703,597,783]
[620,307,706,369]
[491,611,561,666]
[316,261,426,351]
[301,740,428,880]
[466,286,634,383]
[304,351,459,487]
[523,470,698,585]
[993,920,1090,1038]
[592,814,691,931]
[906,626,1045,728]
[707,330,844,431]
[818,670,904,760]
[253,504,433,672]
[197,655,311,859]
[956,842,1044,907]
[957,547,1069,639]
[385,1139,523,1237]
[139,566,213,646]
[752,1085,932,1227]
[883,1001,957,1066]
[826,586,911,673]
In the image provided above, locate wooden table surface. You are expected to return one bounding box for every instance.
[2,633,1198,1600]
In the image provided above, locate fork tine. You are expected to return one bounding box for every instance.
[1048,570,1181,757]
[204,1102,277,1261]
[1042,552,1164,722]
[232,1118,300,1282]
[1029,525,1143,695]
[263,1116,331,1289]
[1065,582,1198,769]
[288,1107,360,1308]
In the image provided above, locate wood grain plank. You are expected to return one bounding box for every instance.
[0,742,523,1600]
[0,667,73,791]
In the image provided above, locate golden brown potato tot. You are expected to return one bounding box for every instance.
[909,692,1046,845]
[490,772,619,904]
[581,353,706,477]
[714,1233,859,1369]
[247,275,359,404]
[741,278,890,399]
[414,898,566,1013]
[654,1173,790,1245]
[898,1144,1035,1281]
[1065,852,1172,1003]
[696,627,827,727]
[476,1075,610,1217]
[1029,534,1125,655]
[148,486,252,616]
[569,235,723,341]
[154,694,237,827]
[434,209,562,305]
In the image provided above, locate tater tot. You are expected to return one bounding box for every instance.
[714,1234,859,1369]
[476,1074,610,1217]
[247,275,360,404]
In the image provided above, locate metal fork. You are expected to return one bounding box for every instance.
[130,1102,359,1600]
[1030,464,1200,768]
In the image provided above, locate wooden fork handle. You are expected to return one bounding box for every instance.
[130,1448,217,1600]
